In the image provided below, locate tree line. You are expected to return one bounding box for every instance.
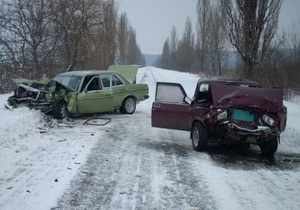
[157,0,300,99]
[0,0,144,93]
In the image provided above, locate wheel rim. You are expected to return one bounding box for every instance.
[192,127,199,147]
[125,98,135,113]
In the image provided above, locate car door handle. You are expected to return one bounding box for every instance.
[153,104,161,108]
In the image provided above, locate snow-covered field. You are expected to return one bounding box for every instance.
[0,67,300,210]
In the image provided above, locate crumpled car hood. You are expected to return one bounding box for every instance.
[210,84,284,112]
[13,78,51,86]
[13,77,72,93]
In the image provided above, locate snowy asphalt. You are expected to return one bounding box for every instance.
[51,112,300,210]
[52,113,217,210]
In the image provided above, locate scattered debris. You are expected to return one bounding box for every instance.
[54,178,58,182]
[26,190,31,193]
[57,139,67,143]
[83,117,111,126]
[4,104,12,111]
[6,187,13,190]
[39,130,48,134]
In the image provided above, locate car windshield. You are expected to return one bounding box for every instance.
[52,74,83,91]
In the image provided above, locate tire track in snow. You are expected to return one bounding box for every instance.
[53,113,217,210]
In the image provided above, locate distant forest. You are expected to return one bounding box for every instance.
[155,0,300,100]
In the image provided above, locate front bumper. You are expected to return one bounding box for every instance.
[8,95,55,114]
[217,121,279,143]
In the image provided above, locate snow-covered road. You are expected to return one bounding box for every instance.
[1,67,300,210]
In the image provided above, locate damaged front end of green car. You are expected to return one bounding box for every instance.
[7,78,72,116]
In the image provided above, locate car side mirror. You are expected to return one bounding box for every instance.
[184,96,192,105]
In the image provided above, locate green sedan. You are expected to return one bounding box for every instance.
[8,70,149,119]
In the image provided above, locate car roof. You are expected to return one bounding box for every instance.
[58,70,113,77]
[197,77,260,87]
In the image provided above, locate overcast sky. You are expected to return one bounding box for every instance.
[115,0,300,55]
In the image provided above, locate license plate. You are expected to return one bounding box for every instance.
[232,109,254,122]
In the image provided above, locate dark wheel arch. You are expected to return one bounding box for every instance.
[53,100,69,119]
[191,122,209,151]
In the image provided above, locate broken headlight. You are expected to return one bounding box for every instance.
[217,109,227,121]
[262,114,278,127]
[45,93,53,100]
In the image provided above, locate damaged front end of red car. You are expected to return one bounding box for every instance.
[206,84,287,149]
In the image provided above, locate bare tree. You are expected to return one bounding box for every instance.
[158,38,170,69]
[177,17,195,72]
[126,26,145,65]
[115,12,145,66]
[0,0,143,93]
[220,0,282,79]
[169,26,178,69]
[0,0,60,76]
[116,12,129,64]
[208,2,227,76]
[51,0,108,71]
[196,0,212,72]
[97,0,117,69]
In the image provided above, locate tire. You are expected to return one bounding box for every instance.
[259,138,278,155]
[120,97,136,114]
[53,101,69,119]
[191,122,209,151]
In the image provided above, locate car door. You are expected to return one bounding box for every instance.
[100,74,127,108]
[151,82,192,131]
[76,76,114,114]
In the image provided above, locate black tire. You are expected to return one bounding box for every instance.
[191,122,209,151]
[53,101,69,119]
[259,138,278,155]
[120,97,136,114]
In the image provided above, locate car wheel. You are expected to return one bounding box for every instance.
[53,101,69,119]
[120,97,136,114]
[259,138,278,155]
[191,122,208,151]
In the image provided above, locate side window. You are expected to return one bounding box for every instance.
[81,76,101,92]
[87,77,101,91]
[112,75,124,86]
[156,83,186,103]
[196,84,212,104]
[100,75,111,89]
[81,76,92,92]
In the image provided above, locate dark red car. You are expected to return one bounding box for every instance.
[151,78,287,154]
